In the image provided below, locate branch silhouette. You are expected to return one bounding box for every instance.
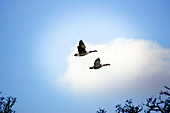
[96,108,107,113]
[143,86,170,113]
[115,99,143,113]
[96,86,170,113]
[0,91,16,113]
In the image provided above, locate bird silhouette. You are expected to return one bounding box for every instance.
[74,40,97,56]
[90,58,110,69]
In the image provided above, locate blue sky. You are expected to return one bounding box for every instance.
[0,0,170,113]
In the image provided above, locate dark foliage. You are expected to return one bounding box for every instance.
[97,86,169,113]
[115,99,143,113]
[96,108,107,113]
[144,86,170,113]
[0,91,16,113]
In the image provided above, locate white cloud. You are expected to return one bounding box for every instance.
[57,38,170,96]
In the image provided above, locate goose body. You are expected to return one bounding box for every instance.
[90,58,110,69]
[74,40,97,56]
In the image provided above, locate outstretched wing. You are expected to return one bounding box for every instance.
[94,58,101,68]
[77,40,86,53]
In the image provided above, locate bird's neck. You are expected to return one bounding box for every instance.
[89,50,97,53]
[103,64,110,66]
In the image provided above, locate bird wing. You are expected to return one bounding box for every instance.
[77,40,86,53]
[94,58,101,67]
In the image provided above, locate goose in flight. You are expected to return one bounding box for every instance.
[90,58,110,69]
[74,40,97,56]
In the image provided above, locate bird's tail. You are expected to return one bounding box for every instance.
[89,66,94,69]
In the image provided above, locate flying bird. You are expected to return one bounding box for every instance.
[74,40,97,56]
[90,58,110,69]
